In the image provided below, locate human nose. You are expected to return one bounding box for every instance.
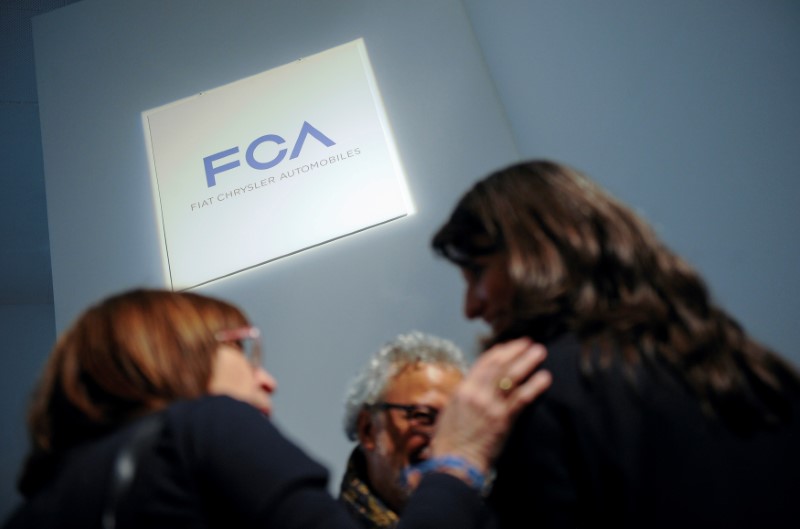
[256,367,278,394]
[412,421,436,438]
[464,279,485,320]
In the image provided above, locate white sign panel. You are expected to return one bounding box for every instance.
[144,39,411,289]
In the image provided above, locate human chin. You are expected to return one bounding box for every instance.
[251,394,273,416]
[254,402,271,416]
[408,439,432,466]
[489,313,513,336]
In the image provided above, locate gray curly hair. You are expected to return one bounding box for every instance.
[343,331,468,441]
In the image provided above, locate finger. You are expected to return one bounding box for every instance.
[505,369,552,415]
[488,342,547,397]
[502,343,547,384]
[470,338,536,386]
[476,337,534,370]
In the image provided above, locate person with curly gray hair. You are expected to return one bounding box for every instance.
[339,332,469,529]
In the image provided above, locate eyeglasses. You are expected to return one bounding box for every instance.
[214,326,262,367]
[370,402,440,427]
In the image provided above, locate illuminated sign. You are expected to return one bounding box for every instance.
[143,39,412,289]
[204,121,336,187]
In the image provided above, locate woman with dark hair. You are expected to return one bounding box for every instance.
[4,289,551,529]
[432,160,800,528]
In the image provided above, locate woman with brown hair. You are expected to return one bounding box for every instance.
[4,289,551,529]
[432,160,800,528]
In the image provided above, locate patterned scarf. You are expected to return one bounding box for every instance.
[338,447,400,529]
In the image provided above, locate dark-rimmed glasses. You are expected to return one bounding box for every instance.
[215,326,262,367]
[370,402,440,427]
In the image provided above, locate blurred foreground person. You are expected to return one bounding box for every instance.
[432,160,800,528]
[340,332,467,528]
[3,289,551,529]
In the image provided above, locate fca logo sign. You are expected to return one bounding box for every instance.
[203,121,335,187]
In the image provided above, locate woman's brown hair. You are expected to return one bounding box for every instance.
[20,288,248,493]
[433,160,798,431]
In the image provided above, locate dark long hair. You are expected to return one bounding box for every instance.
[433,160,798,431]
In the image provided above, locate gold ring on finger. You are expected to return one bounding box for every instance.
[497,376,514,393]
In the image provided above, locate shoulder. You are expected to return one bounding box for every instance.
[166,393,262,418]
[510,333,654,449]
[536,333,654,405]
[148,396,330,510]
[534,333,592,407]
[162,395,297,455]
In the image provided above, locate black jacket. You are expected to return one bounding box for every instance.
[489,333,800,528]
[5,396,493,529]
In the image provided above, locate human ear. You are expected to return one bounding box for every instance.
[356,410,377,451]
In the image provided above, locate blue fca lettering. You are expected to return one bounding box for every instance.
[203,121,335,187]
